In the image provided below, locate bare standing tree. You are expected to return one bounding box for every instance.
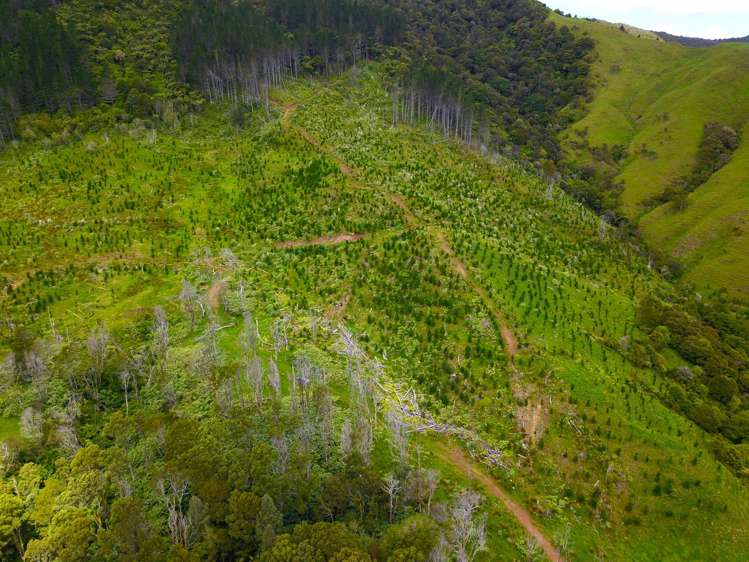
[383,474,401,522]
[271,436,289,475]
[425,469,440,514]
[55,424,80,455]
[25,348,48,402]
[199,322,223,384]
[53,395,82,455]
[0,355,14,391]
[356,415,373,465]
[244,355,263,405]
[237,279,247,313]
[406,468,440,513]
[153,306,169,376]
[87,324,109,376]
[241,312,258,356]
[598,216,608,242]
[0,440,18,476]
[220,248,239,273]
[448,490,487,562]
[268,358,281,398]
[179,280,199,329]
[554,525,572,556]
[217,377,235,414]
[388,413,409,466]
[158,475,202,549]
[86,324,110,404]
[313,386,334,461]
[340,419,353,456]
[272,317,288,354]
[20,407,43,443]
[119,367,133,416]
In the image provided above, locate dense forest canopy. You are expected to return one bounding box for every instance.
[0,0,94,141]
[384,0,594,160]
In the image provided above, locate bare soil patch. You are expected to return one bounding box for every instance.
[276,233,365,249]
[208,280,226,311]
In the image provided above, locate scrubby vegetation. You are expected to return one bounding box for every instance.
[1,65,748,560]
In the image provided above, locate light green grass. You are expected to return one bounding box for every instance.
[640,136,749,294]
[552,13,749,297]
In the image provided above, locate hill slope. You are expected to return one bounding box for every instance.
[553,14,749,296]
[2,65,749,561]
[656,31,749,47]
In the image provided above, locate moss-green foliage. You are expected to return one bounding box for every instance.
[636,295,749,466]
[554,13,749,297]
[0,418,18,440]
[681,123,741,193]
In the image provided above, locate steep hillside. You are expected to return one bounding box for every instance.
[640,137,749,292]
[2,65,749,561]
[1,2,748,561]
[552,13,749,296]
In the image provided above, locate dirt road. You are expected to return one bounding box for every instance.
[439,444,563,562]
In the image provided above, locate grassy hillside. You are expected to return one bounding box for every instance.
[640,137,749,293]
[552,13,749,297]
[1,65,748,561]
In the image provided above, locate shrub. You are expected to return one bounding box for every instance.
[722,411,749,444]
[690,402,724,433]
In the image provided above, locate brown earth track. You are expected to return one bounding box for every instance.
[281,102,520,358]
[432,229,518,357]
[438,444,563,562]
[325,293,351,321]
[275,233,365,249]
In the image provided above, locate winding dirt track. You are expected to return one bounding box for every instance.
[282,102,520,358]
[432,228,518,357]
[278,101,559,560]
[438,444,563,562]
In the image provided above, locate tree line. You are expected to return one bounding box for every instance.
[172,0,405,106]
[637,294,749,472]
[2,0,595,163]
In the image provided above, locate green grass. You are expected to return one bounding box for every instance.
[1,66,748,560]
[0,417,19,440]
[552,13,749,297]
[639,135,749,293]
